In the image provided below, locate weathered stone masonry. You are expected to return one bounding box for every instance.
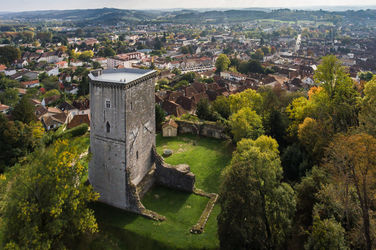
[89,68,157,212]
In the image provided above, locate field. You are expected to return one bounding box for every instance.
[90,134,233,250]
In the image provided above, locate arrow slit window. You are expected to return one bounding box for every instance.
[106,121,110,133]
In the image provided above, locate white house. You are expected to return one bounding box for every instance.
[46,67,59,76]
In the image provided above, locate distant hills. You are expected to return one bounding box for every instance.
[0,7,376,25]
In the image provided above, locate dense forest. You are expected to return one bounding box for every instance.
[210,55,376,250]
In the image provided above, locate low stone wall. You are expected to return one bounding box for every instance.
[175,120,229,139]
[153,147,195,192]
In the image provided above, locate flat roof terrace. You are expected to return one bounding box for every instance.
[89,68,156,84]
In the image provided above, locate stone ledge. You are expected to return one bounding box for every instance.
[190,189,219,234]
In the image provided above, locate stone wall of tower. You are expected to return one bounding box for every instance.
[89,83,128,209]
[125,77,156,185]
[89,73,156,211]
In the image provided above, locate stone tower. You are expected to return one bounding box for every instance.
[88,68,157,211]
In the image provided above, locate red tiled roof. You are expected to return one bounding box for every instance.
[67,114,90,129]
[21,80,39,87]
[0,104,10,112]
[0,64,7,71]
[162,119,178,129]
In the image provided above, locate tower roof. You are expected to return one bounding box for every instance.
[89,68,156,85]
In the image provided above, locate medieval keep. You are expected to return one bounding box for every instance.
[89,68,157,211]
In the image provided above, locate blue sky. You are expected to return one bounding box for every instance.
[2,0,376,12]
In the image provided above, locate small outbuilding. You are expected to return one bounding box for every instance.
[162,119,178,137]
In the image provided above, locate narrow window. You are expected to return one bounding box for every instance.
[136,151,139,160]
[106,122,110,133]
[130,101,133,110]
[106,100,111,108]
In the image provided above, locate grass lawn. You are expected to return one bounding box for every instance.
[91,134,233,250]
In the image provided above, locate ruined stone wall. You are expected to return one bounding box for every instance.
[175,120,229,140]
[153,148,195,192]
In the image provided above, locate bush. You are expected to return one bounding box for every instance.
[63,124,88,138]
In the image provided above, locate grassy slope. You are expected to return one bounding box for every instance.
[92,134,232,250]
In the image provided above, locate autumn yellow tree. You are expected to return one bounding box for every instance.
[325,133,376,250]
[229,107,264,142]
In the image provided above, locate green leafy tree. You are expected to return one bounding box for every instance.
[281,143,310,181]
[78,76,89,96]
[181,72,196,83]
[0,74,20,90]
[212,96,231,119]
[0,88,19,106]
[251,48,264,61]
[155,104,165,131]
[42,76,59,91]
[358,72,374,82]
[173,80,189,90]
[44,89,61,99]
[229,107,264,142]
[1,140,99,249]
[196,98,215,121]
[229,89,263,114]
[305,216,348,250]
[218,136,296,250]
[358,78,376,136]
[0,114,36,171]
[215,54,231,73]
[172,68,181,75]
[103,46,116,57]
[0,46,21,65]
[294,166,329,229]
[12,96,36,124]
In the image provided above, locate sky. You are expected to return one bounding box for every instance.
[1,0,376,12]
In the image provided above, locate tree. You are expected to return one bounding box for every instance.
[1,140,99,249]
[196,98,214,121]
[0,114,36,171]
[78,76,89,96]
[42,76,59,91]
[215,54,231,73]
[155,104,165,131]
[172,68,181,76]
[218,136,296,250]
[298,117,332,162]
[78,50,94,62]
[229,107,264,142]
[12,96,36,124]
[0,74,20,90]
[324,133,376,250]
[173,80,189,90]
[212,96,231,119]
[281,143,310,181]
[229,89,263,114]
[92,61,101,69]
[103,47,116,57]
[247,59,265,74]
[359,78,376,136]
[44,89,61,99]
[251,48,264,61]
[0,46,21,65]
[305,216,348,250]
[0,88,19,106]
[358,72,374,82]
[181,72,196,83]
